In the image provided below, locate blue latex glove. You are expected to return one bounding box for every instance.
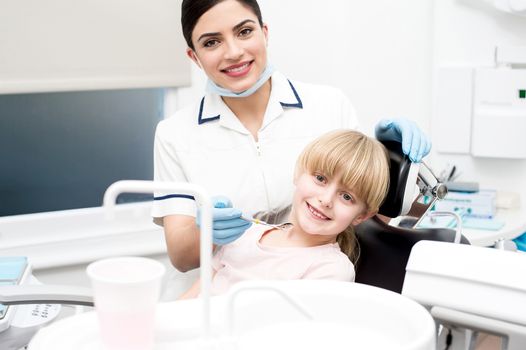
[374,118,432,162]
[197,195,252,245]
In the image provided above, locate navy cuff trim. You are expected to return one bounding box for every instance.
[153,194,195,201]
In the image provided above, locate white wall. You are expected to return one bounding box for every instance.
[430,0,526,199]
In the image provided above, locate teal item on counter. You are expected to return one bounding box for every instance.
[513,232,526,252]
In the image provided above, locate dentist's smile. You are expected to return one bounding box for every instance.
[221,60,253,77]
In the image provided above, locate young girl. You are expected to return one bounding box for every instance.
[180,129,390,297]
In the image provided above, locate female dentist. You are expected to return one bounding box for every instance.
[152,0,431,272]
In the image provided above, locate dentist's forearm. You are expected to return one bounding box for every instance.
[163,215,201,272]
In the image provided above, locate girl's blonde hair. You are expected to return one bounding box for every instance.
[295,130,390,263]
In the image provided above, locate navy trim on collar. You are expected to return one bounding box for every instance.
[197,79,303,125]
[280,80,303,109]
[198,97,220,125]
[153,194,195,201]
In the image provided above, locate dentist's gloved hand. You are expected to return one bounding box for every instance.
[374,118,432,162]
[196,195,252,245]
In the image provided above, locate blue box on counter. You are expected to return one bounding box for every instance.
[433,190,496,218]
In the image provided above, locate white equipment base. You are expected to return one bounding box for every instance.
[28,280,436,350]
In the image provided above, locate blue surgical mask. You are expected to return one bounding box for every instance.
[206,64,275,98]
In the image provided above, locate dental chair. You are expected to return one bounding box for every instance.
[354,140,469,294]
[363,142,526,349]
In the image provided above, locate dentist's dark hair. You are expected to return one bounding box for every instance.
[181,0,264,50]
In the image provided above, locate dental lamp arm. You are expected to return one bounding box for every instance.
[0,285,93,306]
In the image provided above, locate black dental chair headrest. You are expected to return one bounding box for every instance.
[377,141,414,218]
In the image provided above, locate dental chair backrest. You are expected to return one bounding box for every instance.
[354,141,470,294]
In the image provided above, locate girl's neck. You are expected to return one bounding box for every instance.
[286,225,338,247]
[222,79,272,140]
[259,223,337,248]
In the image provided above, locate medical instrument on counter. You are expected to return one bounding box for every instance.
[241,216,292,231]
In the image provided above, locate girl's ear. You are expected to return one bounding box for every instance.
[186,48,202,69]
[351,211,376,226]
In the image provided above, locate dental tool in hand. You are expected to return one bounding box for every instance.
[241,216,292,231]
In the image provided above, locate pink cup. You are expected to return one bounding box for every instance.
[87,257,165,350]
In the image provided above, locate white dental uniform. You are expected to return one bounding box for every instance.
[152,71,358,224]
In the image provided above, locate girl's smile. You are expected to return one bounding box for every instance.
[306,202,331,221]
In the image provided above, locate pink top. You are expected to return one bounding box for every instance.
[211,224,355,295]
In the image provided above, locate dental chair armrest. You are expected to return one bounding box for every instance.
[0,285,93,307]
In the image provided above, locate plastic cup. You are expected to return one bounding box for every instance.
[86,257,165,350]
